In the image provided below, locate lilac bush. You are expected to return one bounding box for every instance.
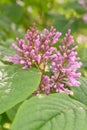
[9,25,82,95]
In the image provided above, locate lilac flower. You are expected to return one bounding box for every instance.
[8,25,82,95]
[50,29,82,94]
[9,25,61,70]
[40,75,51,95]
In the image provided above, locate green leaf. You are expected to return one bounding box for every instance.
[0,3,23,24]
[64,1,86,14]
[71,77,87,105]
[11,93,87,130]
[6,103,21,122]
[0,65,41,114]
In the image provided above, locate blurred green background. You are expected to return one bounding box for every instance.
[0,0,87,129]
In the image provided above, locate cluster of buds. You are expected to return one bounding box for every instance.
[9,25,82,95]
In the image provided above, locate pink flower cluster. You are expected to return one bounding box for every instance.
[9,25,61,69]
[50,29,82,94]
[9,25,82,95]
